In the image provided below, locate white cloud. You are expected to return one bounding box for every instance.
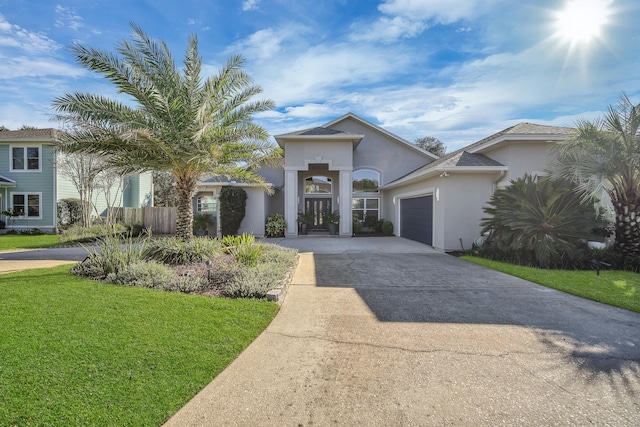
[256,43,414,105]
[0,14,60,54]
[231,28,288,60]
[242,0,260,11]
[350,16,428,43]
[54,5,84,31]
[378,0,498,24]
[350,0,500,43]
[0,56,85,79]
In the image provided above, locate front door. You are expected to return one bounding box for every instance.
[305,198,332,230]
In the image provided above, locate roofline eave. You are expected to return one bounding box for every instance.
[468,134,570,154]
[381,166,508,190]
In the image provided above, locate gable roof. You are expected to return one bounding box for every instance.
[324,112,439,160]
[0,128,62,142]
[382,122,573,190]
[274,125,364,148]
[467,122,574,154]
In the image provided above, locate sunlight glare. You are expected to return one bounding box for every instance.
[554,0,611,45]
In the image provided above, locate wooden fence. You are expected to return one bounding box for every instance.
[111,207,177,234]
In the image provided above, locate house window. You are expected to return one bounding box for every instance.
[352,169,379,193]
[197,196,217,212]
[305,176,332,194]
[11,193,41,218]
[352,197,379,223]
[11,146,41,171]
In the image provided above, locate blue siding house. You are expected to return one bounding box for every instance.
[0,129,59,233]
[1,128,153,233]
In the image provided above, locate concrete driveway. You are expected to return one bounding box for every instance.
[166,236,640,426]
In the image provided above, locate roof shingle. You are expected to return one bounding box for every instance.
[0,128,61,141]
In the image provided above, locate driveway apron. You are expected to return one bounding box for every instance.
[165,237,640,426]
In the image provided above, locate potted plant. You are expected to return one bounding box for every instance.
[323,209,340,235]
[297,211,313,235]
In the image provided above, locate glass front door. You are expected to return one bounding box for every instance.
[305,198,332,230]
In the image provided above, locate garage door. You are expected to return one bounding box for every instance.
[400,196,433,245]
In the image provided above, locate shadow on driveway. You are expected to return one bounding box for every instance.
[310,250,640,390]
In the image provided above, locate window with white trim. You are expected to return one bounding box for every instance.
[197,196,217,212]
[352,197,379,223]
[11,193,41,218]
[305,176,332,194]
[10,146,41,171]
[352,169,380,193]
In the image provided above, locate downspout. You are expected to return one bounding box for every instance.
[493,170,507,192]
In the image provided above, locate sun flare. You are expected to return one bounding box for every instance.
[554,0,611,45]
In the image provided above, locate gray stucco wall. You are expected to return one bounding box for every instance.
[482,141,555,185]
[383,172,499,251]
[238,187,267,237]
[328,117,433,185]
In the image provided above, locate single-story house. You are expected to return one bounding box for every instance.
[0,128,153,233]
[194,113,574,251]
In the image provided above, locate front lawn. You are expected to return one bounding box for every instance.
[462,256,640,313]
[0,234,61,251]
[0,265,279,426]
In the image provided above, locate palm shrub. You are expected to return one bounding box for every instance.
[220,187,247,236]
[550,93,640,259]
[480,175,605,268]
[143,236,223,265]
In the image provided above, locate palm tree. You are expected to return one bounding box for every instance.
[52,24,280,240]
[550,93,640,258]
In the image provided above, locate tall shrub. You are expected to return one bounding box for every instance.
[480,175,605,268]
[57,198,86,229]
[220,187,247,236]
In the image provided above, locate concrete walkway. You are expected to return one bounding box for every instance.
[165,237,640,426]
[0,246,89,273]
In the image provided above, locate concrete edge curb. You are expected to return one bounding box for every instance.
[265,253,300,305]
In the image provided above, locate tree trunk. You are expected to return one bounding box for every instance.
[613,198,640,259]
[175,174,196,241]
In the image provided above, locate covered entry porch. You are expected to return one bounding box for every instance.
[275,125,365,238]
[284,163,352,237]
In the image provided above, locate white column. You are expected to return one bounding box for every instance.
[339,170,352,236]
[284,169,299,237]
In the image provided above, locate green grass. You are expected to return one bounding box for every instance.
[462,256,640,313]
[0,265,279,426]
[0,234,61,250]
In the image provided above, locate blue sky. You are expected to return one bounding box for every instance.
[1,0,638,150]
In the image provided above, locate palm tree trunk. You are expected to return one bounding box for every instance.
[612,195,640,258]
[175,174,196,241]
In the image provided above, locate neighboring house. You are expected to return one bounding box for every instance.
[0,129,60,233]
[194,114,575,251]
[56,160,153,219]
[0,128,153,233]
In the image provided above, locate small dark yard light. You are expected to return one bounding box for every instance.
[205,260,212,280]
[591,259,612,276]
